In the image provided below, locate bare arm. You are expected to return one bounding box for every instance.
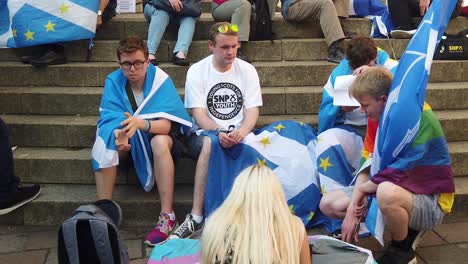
[228,107,259,144]
[191,108,220,130]
[96,0,110,27]
[120,113,171,137]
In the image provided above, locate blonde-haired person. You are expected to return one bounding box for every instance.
[201,165,311,264]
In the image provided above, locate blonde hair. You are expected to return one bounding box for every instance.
[350,67,393,100]
[201,165,305,264]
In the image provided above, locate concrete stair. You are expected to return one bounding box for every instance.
[0,12,467,226]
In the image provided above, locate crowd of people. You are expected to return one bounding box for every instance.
[1,0,465,263]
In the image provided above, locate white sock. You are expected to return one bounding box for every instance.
[191,214,203,224]
[167,212,176,221]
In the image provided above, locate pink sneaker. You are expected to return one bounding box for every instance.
[144,213,178,246]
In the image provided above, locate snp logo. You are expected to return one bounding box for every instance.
[207,82,244,120]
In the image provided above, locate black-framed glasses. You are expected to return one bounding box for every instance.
[119,60,146,70]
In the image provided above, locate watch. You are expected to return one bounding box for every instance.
[97,10,103,16]
[215,128,221,135]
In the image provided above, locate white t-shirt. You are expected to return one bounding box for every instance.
[184,55,263,130]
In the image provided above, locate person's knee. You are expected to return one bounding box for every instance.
[376,181,398,209]
[320,194,338,217]
[151,135,172,157]
[237,0,252,13]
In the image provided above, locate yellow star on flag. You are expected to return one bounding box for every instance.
[297,121,305,126]
[59,3,70,13]
[12,29,17,37]
[24,29,35,40]
[257,158,266,166]
[274,123,285,133]
[321,184,327,194]
[259,136,271,148]
[319,156,333,172]
[308,211,315,221]
[289,204,295,214]
[317,137,324,143]
[44,21,56,32]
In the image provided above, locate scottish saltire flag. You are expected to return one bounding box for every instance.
[318,49,397,133]
[310,127,363,232]
[350,0,393,38]
[148,239,200,264]
[204,120,321,226]
[92,65,192,191]
[0,0,99,48]
[365,0,458,245]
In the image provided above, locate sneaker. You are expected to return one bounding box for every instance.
[327,40,346,63]
[391,25,417,39]
[144,213,179,247]
[376,246,417,264]
[0,184,41,215]
[168,214,204,239]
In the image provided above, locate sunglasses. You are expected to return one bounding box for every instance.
[217,24,239,34]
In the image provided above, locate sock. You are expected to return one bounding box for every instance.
[392,228,419,251]
[167,212,176,221]
[191,214,204,224]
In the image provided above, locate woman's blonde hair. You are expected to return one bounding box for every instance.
[201,165,305,264]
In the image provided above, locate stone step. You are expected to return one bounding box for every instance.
[92,13,466,41]
[1,181,468,226]
[10,140,468,186]
[1,60,466,88]
[2,109,468,147]
[1,82,467,116]
[0,38,413,63]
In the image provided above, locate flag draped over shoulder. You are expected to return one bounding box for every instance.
[311,126,363,232]
[318,49,397,133]
[91,64,192,191]
[0,0,98,48]
[204,120,321,226]
[365,0,458,245]
[350,0,393,38]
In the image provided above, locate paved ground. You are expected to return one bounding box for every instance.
[1,219,468,264]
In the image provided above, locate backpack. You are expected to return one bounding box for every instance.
[58,200,129,264]
[434,29,468,60]
[249,0,273,41]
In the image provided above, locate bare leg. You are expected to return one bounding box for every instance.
[191,136,211,216]
[95,166,117,200]
[320,189,351,219]
[151,135,174,214]
[376,182,413,240]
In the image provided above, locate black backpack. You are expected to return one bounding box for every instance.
[434,29,467,60]
[58,200,129,264]
[249,0,273,41]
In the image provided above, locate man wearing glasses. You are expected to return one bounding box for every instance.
[91,37,192,246]
[169,22,263,239]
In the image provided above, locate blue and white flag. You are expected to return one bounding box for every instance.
[311,127,363,232]
[365,0,458,245]
[92,64,192,191]
[0,0,99,48]
[204,120,321,226]
[350,0,394,38]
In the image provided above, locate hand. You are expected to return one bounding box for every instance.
[228,128,247,143]
[169,0,183,12]
[114,129,131,151]
[419,0,430,16]
[96,15,103,29]
[218,132,237,148]
[353,193,368,218]
[341,208,360,243]
[353,65,370,76]
[120,112,145,138]
[341,106,359,113]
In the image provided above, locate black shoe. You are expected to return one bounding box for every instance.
[172,53,189,66]
[236,48,251,63]
[0,184,41,215]
[377,246,417,264]
[327,40,345,63]
[150,58,159,66]
[20,45,49,64]
[30,50,67,67]
[168,214,204,239]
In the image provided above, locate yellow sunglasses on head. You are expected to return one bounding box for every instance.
[217,23,239,33]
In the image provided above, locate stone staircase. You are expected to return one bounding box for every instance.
[0,10,467,226]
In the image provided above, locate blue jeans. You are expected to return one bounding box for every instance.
[144,4,197,55]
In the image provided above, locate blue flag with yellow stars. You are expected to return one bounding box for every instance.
[204,120,322,226]
[0,0,98,48]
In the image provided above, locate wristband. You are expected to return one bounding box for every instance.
[144,120,149,132]
[147,120,152,132]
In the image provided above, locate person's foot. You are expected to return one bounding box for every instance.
[0,184,41,215]
[30,49,67,67]
[327,40,345,63]
[376,246,417,264]
[391,25,417,39]
[172,52,189,66]
[168,214,204,239]
[144,213,178,247]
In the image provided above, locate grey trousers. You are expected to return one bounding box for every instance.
[285,0,345,46]
[212,0,278,42]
